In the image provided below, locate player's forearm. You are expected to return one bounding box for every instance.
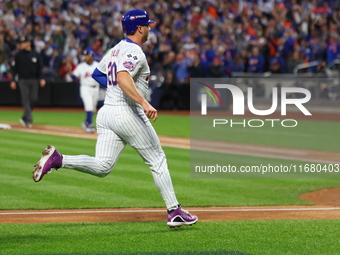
[92,68,107,87]
[117,71,147,106]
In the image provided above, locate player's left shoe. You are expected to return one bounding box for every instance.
[86,123,96,133]
[82,121,96,133]
[167,204,198,228]
[33,145,62,182]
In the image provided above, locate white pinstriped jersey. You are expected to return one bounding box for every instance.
[73,61,99,87]
[61,41,179,210]
[97,39,150,107]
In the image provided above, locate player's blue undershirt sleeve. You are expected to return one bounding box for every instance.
[70,74,78,80]
[92,68,107,87]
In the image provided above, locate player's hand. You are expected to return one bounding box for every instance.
[40,79,46,88]
[10,81,16,90]
[143,102,158,122]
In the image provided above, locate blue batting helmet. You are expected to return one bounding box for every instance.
[83,47,95,57]
[121,9,156,34]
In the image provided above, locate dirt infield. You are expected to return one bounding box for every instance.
[1,117,340,224]
[1,204,340,224]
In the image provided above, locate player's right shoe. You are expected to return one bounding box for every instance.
[19,118,32,128]
[33,145,62,182]
[167,204,198,228]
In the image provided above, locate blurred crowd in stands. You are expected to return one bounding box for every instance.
[0,0,340,84]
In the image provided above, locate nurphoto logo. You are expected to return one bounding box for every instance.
[199,83,312,128]
[198,82,223,115]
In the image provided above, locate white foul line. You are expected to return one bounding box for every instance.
[1,207,340,216]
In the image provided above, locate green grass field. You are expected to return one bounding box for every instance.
[0,109,339,254]
[1,220,340,255]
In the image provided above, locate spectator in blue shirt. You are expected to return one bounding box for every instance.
[247,46,264,73]
[327,34,339,64]
[231,53,245,73]
[174,51,192,84]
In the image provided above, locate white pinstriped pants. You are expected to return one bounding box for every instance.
[62,105,179,209]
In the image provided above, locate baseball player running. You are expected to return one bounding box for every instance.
[33,9,198,228]
[70,48,99,133]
